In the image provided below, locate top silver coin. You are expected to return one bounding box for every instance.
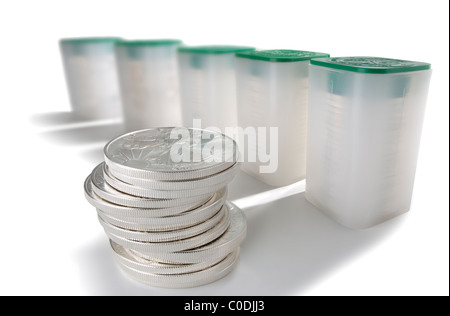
[104,128,238,180]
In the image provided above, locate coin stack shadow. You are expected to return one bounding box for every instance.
[83,128,246,288]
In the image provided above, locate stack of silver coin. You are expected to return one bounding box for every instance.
[83,127,246,288]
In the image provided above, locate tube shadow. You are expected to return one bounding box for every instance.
[38,122,125,145]
[233,192,403,295]
[30,111,100,126]
[74,187,403,295]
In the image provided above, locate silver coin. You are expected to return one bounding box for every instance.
[107,161,239,191]
[84,128,243,287]
[89,164,212,208]
[94,188,226,231]
[110,240,233,275]
[103,163,229,199]
[115,248,240,288]
[97,196,224,231]
[104,204,231,253]
[84,176,218,218]
[104,128,238,181]
[98,204,227,242]
[129,202,246,264]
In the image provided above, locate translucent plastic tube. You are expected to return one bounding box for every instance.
[60,37,122,119]
[115,39,182,131]
[235,50,329,186]
[305,57,432,229]
[177,45,255,131]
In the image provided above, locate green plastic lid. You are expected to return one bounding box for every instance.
[116,39,182,47]
[236,49,330,62]
[60,37,122,45]
[178,45,255,54]
[311,57,431,74]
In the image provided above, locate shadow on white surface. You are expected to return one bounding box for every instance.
[30,111,98,126]
[234,192,404,295]
[75,172,404,295]
[38,122,125,145]
[31,111,125,146]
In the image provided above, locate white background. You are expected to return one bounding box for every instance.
[0,0,448,296]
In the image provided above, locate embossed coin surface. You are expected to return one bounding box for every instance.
[104,128,238,180]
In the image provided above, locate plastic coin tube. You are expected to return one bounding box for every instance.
[177,45,255,132]
[60,37,122,119]
[305,57,432,229]
[115,39,183,131]
[235,50,330,186]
